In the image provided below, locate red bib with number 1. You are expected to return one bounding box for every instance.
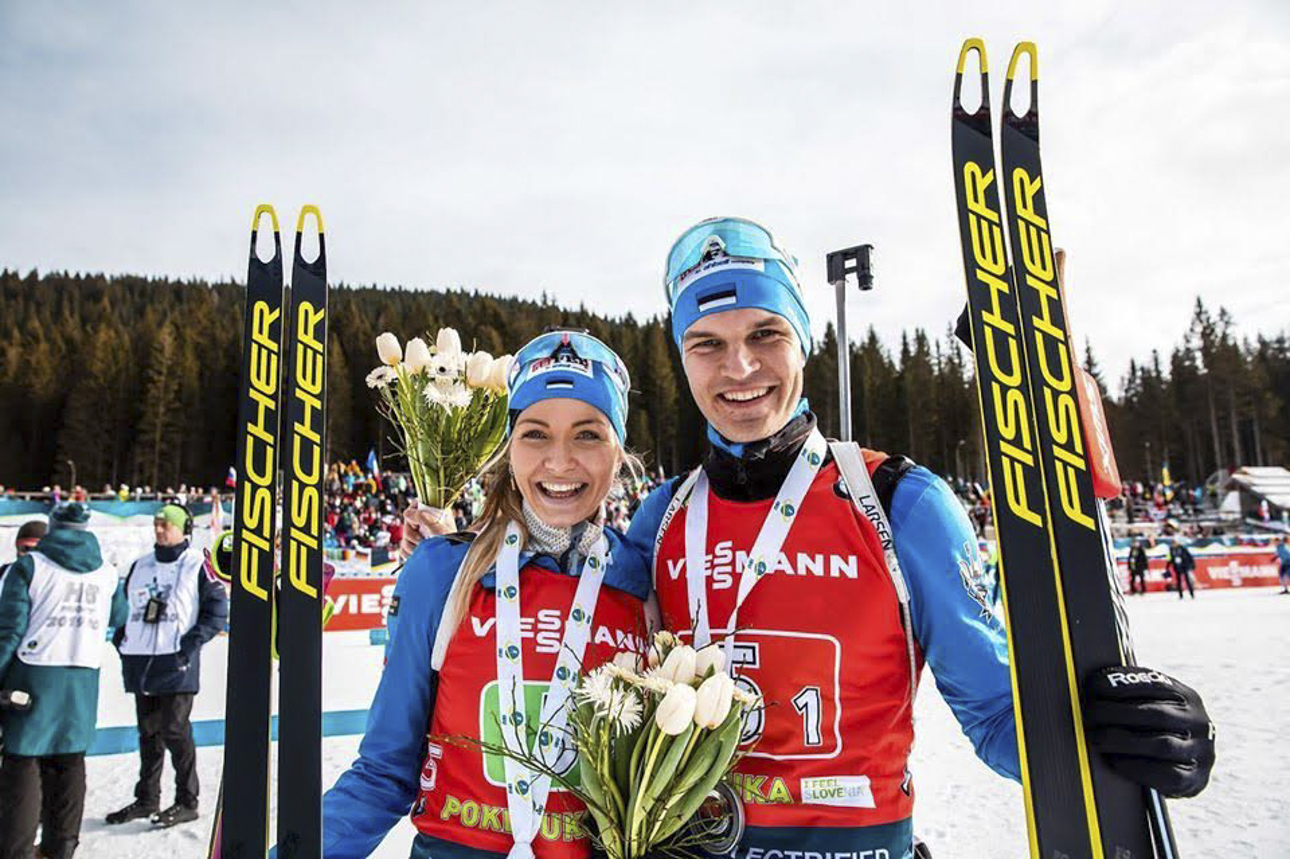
[654,459,920,829]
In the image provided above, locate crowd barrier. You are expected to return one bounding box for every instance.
[1114,547,1283,592]
[88,709,368,756]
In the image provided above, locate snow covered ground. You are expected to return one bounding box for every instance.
[76,587,1288,857]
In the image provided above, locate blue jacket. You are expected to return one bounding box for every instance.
[317,527,649,859]
[0,529,129,756]
[626,464,1022,783]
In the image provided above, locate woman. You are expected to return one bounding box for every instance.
[320,330,649,859]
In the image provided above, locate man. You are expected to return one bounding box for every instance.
[0,521,46,588]
[1127,536,1150,595]
[107,504,228,828]
[1166,538,1197,600]
[0,503,127,859]
[623,217,1215,858]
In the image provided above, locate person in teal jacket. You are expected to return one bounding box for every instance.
[0,502,128,859]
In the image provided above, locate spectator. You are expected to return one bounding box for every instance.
[0,521,46,586]
[107,504,229,829]
[1127,537,1150,595]
[0,503,128,859]
[1166,539,1197,600]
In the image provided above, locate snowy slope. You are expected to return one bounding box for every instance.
[77,587,1288,857]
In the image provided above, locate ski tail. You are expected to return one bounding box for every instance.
[951,37,1097,859]
[276,205,329,858]
[999,42,1177,857]
[221,203,285,858]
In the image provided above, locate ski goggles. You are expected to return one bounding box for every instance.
[664,216,802,305]
[507,330,631,442]
[664,217,812,355]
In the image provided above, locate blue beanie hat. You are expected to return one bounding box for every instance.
[507,330,631,442]
[665,217,812,356]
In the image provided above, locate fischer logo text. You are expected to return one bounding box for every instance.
[962,161,1043,528]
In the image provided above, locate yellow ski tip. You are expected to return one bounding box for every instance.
[1007,41,1038,82]
[296,204,325,235]
[957,38,987,75]
[252,203,280,234]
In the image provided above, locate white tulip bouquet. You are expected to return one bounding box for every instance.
[440,631,760,859]
[366,328,513,509]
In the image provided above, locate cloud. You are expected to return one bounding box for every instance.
[1,1,1286,390]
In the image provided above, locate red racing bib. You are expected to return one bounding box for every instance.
[655,458,921,830]
[411,564,647,857]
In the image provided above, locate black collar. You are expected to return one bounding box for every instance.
[155,540,189,563]
[703,412,820,502]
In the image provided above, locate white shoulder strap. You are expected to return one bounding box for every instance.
[650,467,703,586]
[830,441,919,700]
[430,549,475,672]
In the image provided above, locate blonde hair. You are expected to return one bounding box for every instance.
[440,435,644,639]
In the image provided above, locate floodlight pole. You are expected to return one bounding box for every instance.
[825,244,874,442]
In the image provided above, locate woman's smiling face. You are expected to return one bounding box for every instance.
[509,398,619,528]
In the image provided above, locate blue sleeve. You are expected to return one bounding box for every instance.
[891,468,1021,782]
[318,537,462,859]
[0,557,33,678]
[109,579,129,630]
[180,570,229,654]
[623,477,683,581]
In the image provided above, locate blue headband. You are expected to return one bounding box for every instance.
[507,330,630,442]
[664,217,812,355]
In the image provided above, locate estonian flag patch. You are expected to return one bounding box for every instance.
[696,287,738,312]
[545,379,575,390]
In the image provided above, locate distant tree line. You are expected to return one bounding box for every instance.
[0,269,1285,491]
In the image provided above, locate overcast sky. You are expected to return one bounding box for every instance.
[2,1,1286,389]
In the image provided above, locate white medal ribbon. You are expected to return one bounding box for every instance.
[495,520,609,859]
[685,429,828,658]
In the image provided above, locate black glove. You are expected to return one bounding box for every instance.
[1084,666,1215,798]
[0,690,32,712]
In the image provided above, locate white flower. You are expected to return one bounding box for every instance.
[404,338,433,374]
[658,644,697,686]
[695,645,725,678]
[424,382,449,408]
[693,672,735,729]
[654,683,697,735]
[365,366,397,389]
[611,650,641,672]
[465,352,493,388]
[435,327,463,357]
[486,354,513,393]
[649,630,680,668]
[445,383,473,409]
[637,667,676,695]
[732,684,761,708]
[376,332,402,366]
[577,666,615,709]
[429,351,463,381]
[607,688,643,735]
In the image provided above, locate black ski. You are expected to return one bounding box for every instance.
[951,39,1100,858]
[1000,43,1177,858]
[277,206,329,859]
[222,204,285,858]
